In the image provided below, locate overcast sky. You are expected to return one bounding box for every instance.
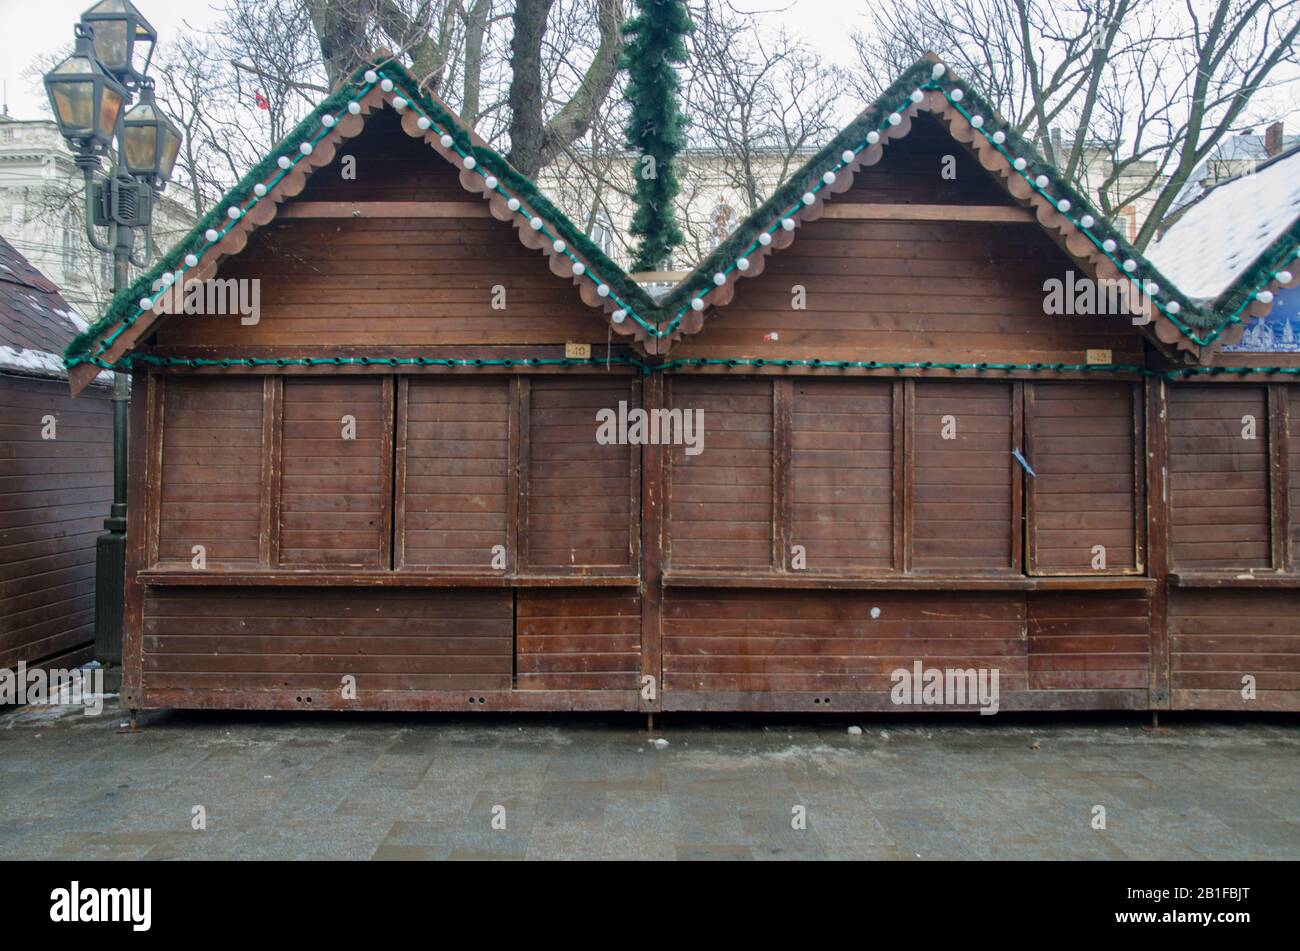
[0,0,866,120]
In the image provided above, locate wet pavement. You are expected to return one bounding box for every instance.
[2,700,1297,860]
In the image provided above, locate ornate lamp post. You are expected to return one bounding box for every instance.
[44,1,181,667]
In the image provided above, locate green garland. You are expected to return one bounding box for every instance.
[620,0,693,272]
[85,349,1300,383]
[1212,216,1300,322]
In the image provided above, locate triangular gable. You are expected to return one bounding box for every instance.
[64,55,663,394]
[659,55,1248,363]
[67,52,1297,393]
[1148,146,1300,348]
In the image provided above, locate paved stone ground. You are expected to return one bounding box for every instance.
[1,699,1297,860]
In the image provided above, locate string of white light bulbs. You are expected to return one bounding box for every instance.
[78,61,1297,370]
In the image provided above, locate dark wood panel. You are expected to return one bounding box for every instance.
[278,377,392,568]
[157,377,264,567]
[670,126,1146,368]
[840,114,1019,205]
[791,379,894,570]
[1167,385,1271,569]
[140,586,512,695]
[525,376,638,570]
[668,377,774,569]
[1288,385,1298,570]
[398,378,510,568]
[1170,589,1300,705]
[911,381,1015,571]
[1027,382,1141,574]
[0,376,112,670]
[516,588,641,690]
[152,115,612,350]
[663,589,1028,694]
[1027,591,1149,690]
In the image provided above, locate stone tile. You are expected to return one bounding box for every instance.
[1,710,1297,860]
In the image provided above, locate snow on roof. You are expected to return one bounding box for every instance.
[1148,146,1300,303]
[1166,132,1300,216]
[0,233,97,380]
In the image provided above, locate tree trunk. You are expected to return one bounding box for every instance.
[508,0,625,178]
[507,0,554,177]
[462,0,494,126]
[305,0,374,89]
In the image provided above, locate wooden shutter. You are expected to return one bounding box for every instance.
[524,376,637,571]
[790,379,895,570]
[278,378,393,568]
[668,377,773,569]
[1288,386,1298,571]
[396,378,511,569]
[1025,382,1142,574]
[1168,385,1270,569]
[910,380,1015,571]
[156,377,266,567]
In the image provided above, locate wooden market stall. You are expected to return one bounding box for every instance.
[1,235,113,676]
[63,56,1300,717]
[1148,144,1300,710]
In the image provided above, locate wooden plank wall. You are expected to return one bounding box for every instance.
[1026,382,1141,574]
[150,109,615,351]
[279,378,393,568]
[1027,592,1149,691]
[1170,590,1299,710]
[525,377,638,571]
[667,378,773,569]
[659,589,1152,706]
[1167,385,1271,570]
[1165,382,1297,711]
[911,381,1015,572]
[157,377,264,566]
[130,371,1300,713]
[791,379,894,570]
[116,98,1300,714]
[397,378,510,569]
[668,114,1143,366]
[141,587,512,701]
[516,588,641,691]
[1289,385,1298,563]
[661,589,1029,697]
[0,376,112,671]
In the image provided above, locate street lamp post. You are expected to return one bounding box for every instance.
[44,1,181,667]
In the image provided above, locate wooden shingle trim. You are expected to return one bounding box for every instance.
[389,95,671,354]
[926,92,1197,362]
[671,88,1197,366]
[650,102,923,352]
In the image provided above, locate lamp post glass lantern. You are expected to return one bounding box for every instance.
[43,27,128,153]
[43,1,179,668]
[123,84,181,184]
[81,0,158,81]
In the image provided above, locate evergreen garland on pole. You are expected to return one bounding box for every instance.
[620,0,693,273]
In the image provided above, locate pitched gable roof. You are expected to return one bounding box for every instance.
[0,234,94,381]
[66,53,1294,391]
[1148,145,1300,342]
[651,55,1232,360]
[63,55,665,392]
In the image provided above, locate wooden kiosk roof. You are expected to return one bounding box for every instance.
[64,55,1300,393]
